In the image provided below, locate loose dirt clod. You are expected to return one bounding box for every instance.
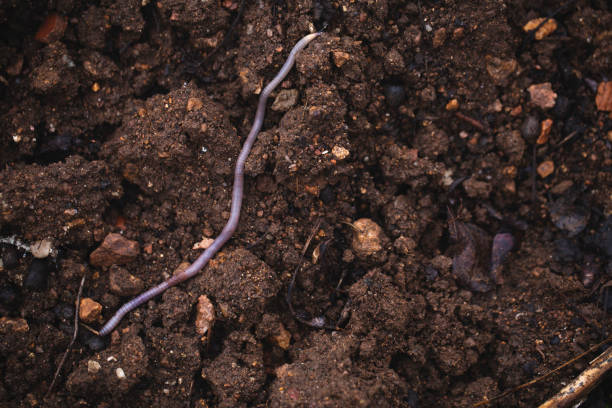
[108,265,144,297]
[351,218,386,258]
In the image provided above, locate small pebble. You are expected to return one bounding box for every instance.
[1,246,20,269]
[53,302,74,320]
[87,360,101,374]
[332,51,350,68]
[24,259,49,291]
[186,97,203,111]
[485,56,518,84]
[31,238,53,259]
[0,284,20,308]
[116,367,126,379]
[536,119,553,145]
[445,99,459,111]
[86,335,107,351]
[528,83,557,109]
[79,298,103,324]
[549,335,560,345]
[537,160,554,178]
[331,145,350,160]
[432,27,447,48]
[195,295,215,337]
[595,82,612,112]
[89,233,139,267]
[384,83,405,107]
[34,13,67,43]
[192,237,214,250]
[273,323,292,350]
[351,218,386,258]
[523,17,558,40]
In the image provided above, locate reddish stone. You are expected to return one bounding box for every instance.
[90,233,139,267]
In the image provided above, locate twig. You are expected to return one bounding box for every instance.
[472,335,612,407]
[287,219,337,329]
[455,111,488,132]
[45,274,86,398]
[286,219,343,329]
[539,345,612,408]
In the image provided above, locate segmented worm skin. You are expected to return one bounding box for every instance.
[99,32,321,336]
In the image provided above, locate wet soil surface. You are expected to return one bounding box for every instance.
[1,0,611,407]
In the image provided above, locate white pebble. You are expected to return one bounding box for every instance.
[332,145,350,160]
[87,360,101,374]
[31,238,53,258]
[116,367,126,379]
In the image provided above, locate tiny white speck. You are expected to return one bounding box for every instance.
[107,356,117,362]
[201,146,208,153]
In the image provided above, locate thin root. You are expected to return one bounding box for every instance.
[45,274,86,398]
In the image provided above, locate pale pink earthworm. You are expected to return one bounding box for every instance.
[99,31,322,336]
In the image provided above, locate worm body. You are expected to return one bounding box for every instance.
[99,32,321,336]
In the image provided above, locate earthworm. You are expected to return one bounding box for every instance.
[99,31,322,336]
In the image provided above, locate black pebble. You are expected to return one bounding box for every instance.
[520,115,540,142]
[53,302,75,321]
[0,284,20,308]
[86,335,108,351]
[2,246,20,269]
[24,259,49,290]
[550,335,560,345]
[553,95,571,118]
[384,83,406,107]
[320,186,335,204]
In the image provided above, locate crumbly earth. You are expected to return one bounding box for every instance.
[0,1,611,407]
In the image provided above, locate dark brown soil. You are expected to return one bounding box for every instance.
[1,1,611,407]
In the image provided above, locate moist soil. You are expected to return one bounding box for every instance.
[1,1,611,407]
